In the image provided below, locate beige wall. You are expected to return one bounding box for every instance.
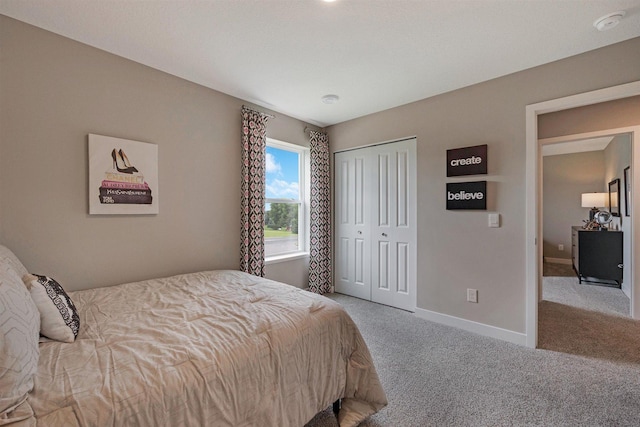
[538,96,640,139]
[327,37,640,333]
[542,151,605,260]
[0,16,312,291]
[604,134,632,296]
[604,134,632,229]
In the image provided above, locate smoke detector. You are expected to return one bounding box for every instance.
[593,11,626,31]
[321,94,340,104]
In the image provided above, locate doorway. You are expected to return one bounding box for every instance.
[540,131,632,317]
[525,81,640,348]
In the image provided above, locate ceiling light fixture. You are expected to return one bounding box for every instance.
[593,11,626,31]
[321,94,340,104]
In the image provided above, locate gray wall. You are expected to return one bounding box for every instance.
[542,151,605,261]
[327,37,640,334]
[538,96,640,139]
[604,134,632,296]
[0,16,311,291]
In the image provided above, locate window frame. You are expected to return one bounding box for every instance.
[264,138,310,264]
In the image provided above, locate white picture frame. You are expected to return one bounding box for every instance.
[88,134,159,215]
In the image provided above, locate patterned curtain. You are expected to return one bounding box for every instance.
[309,130,332,294]
[240,106,271,277]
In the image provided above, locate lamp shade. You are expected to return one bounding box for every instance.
[581,192,607,208]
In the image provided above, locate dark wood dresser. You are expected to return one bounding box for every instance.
[571,226,623,287]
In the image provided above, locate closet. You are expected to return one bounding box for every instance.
[334,138,417,311]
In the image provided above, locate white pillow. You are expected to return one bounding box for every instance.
[0,244,29,278]
[0,267,40,420]
[23,274,80,343]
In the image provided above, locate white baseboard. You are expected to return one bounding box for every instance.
[414,308,527,346]
[544,257,572,265]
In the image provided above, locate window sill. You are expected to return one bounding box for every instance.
[265,252,309,265]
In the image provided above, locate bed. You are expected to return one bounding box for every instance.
[0,244,387,426]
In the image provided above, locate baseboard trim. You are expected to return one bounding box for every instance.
[414,308,527,346]
[544,257,572,265]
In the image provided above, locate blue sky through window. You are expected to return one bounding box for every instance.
[266,146,299,200]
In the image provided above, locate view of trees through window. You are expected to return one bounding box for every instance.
[264,143,303,257]
[265,203,298,234]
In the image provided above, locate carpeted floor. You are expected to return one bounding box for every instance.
[304,266,640,427]
[542,261,630,317]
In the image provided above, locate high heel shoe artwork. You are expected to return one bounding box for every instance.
[100,147,152,205]
[111,148,138,174]
[90,134,156,213]
[119,149,138,173]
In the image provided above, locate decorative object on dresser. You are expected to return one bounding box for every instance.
[571,226,623,288]
[581,192,608,221]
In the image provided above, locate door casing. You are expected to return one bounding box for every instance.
[525,81,640,348]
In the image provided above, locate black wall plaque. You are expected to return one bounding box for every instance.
[447,144,487,177]
[447,181,487,210]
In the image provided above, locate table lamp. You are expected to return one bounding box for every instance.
[581,192,607,221]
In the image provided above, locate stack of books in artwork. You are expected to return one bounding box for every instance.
[98,149,152,205]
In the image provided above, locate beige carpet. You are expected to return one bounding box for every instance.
[538,300,640,364]
[542,261,630,317]
[304,265,640,426]
[539,261,638,363]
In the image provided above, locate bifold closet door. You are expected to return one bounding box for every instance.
[334,138,416,312]
[370,139,417,312]
[334,150,371,300]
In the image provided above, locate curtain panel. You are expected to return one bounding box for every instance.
[309,131,332,294]
[240,106,271,277]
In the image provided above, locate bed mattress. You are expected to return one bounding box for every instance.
[27,270,386,426]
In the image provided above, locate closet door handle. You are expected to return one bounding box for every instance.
[382,233,388,237]
[357,231,362,235]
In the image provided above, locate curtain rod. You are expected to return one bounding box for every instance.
[304,126,324,135]
[242,105,275,119]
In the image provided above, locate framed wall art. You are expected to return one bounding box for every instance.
[624,166,631,217]
[608,178,620,217]
[88,134,159,215]
[446,144,487,177]
[446,181,487,210]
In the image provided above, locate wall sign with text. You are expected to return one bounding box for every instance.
[446,181,487,210]
[447,144,487,177]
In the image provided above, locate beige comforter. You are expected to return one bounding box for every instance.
[27,270,386,426]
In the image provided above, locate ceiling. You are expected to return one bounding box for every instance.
[541,136,614,157]
[1,1,640,127]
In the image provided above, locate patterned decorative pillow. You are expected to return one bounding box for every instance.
[0,266,40,420]
[23,274,80,343]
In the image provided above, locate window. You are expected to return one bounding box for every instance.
[264,139,309,261]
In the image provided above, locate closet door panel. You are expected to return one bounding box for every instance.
[371,140,416,311]
[334,150,371,299]
[378,153,390,227]
[397,242,409,293]
[377,240,390,290]
[334,139,415,311]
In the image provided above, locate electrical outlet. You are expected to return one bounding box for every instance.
[467,288,478,303]
[558,244,564,251]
